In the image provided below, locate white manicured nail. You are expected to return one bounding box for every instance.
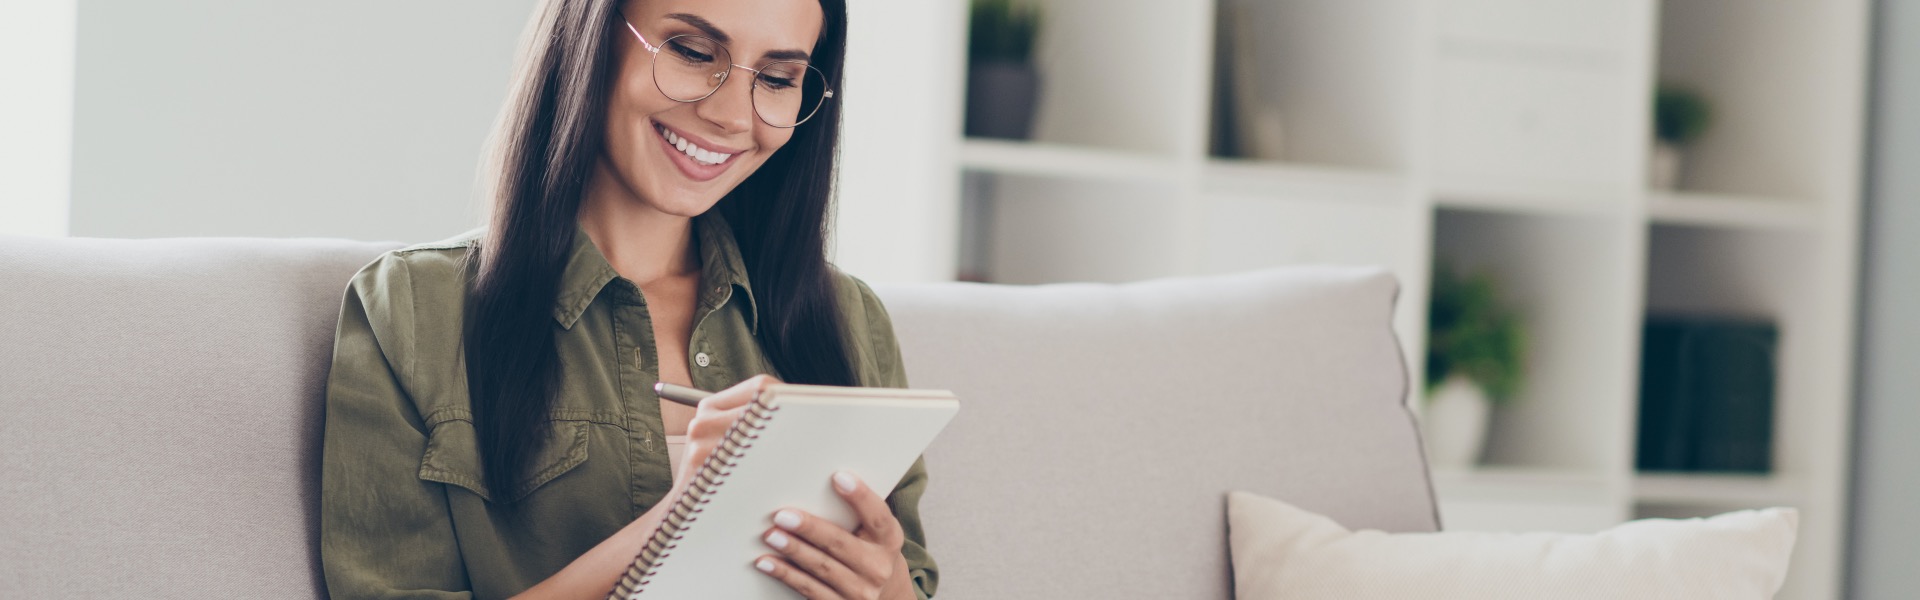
[833,471,858,493]
[774,510,803,530]
[755,558,777,573]
[765,530,790,550]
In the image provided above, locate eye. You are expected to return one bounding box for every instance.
[756,73,798,90]
[757,64,804,90]
[667,39,717,64]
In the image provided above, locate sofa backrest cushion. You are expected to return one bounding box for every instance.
[0,234,1434,600]
[874,268,1437,600]
[0,235,399,599]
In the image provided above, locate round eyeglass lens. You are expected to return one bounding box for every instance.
[653,35,731,102]
[649,35,831,128]
[751,61,830,128]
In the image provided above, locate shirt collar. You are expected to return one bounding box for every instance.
[551,212,759,333]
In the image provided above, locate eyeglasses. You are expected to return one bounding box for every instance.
[622,19,834,129]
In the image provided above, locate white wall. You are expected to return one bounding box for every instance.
[831,0,965,283]
[68,1,532,242]
[0,0,78,237]
[59,0,960,284]
[1849,0,1920,596]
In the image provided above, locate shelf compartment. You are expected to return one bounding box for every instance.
[1433,208,1640,474]
[1005,0,1212,156]
[959,172,1187,285]
[1198,188,1418,276]
[1209,0,1420,169]
[1644,226,1848,484]
[1431,54,1643,198]
[1655,0,1871,200]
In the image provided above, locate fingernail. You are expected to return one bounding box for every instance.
[765,530,790,550]
[774,509,802,530]
[755,558,777,573]
[832,471,858,493]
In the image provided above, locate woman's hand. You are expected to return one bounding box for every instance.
[673,375,779,488]
[753,472,916,600]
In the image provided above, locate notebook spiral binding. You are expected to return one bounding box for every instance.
[606,396,782,600]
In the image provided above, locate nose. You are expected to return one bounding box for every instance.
[695,65,756,134]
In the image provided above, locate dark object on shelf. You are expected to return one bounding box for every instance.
[1654,85,1713,146]
[965,0,1041,140]
[1637,315,1777,473]
[966,62,1040,140]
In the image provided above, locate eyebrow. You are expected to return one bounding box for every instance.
[665,13,812,62]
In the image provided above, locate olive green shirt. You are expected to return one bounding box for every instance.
[320,214,937,599]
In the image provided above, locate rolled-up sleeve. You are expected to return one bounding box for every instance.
[320,257,472,599]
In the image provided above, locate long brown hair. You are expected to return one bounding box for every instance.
[465,0,853,500]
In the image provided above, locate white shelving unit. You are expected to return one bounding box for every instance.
[880,0,1869,597]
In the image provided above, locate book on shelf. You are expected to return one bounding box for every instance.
[1636,316,1778,474]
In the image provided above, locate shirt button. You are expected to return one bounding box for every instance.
[695,352,711,368]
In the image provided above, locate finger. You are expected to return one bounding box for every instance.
[764,528,875,599]
[684,404,748,440]
[772,508,892,581]
[699,374,783,412]
[832,471,905,548]
[755,555,847,600]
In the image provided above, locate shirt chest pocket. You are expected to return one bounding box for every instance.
[417,415,589,503]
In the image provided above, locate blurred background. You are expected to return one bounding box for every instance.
[1,1,1914,598]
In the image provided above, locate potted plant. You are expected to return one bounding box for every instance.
[965,0,1042,140]
[1651,85,1712,190]
[1424,264,1527,470]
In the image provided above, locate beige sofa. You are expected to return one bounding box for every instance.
[0,235,1436,598]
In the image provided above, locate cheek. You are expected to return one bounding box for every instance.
[609,81,672,156]
[754,127,799,158]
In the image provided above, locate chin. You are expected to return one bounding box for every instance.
[646,185,729,218]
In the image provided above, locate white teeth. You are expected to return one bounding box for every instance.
[658,125,732,166]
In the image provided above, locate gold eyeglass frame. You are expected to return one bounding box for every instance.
[622,19,835,129]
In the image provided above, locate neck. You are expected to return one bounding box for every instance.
[578,167,699,286]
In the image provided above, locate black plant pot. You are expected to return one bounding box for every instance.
[965,61,1040,140]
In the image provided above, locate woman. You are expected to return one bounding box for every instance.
[318,0,935,598]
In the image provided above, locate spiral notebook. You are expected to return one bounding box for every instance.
[608,384,960,599]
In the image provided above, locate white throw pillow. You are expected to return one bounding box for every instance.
[1227,491,1798,600]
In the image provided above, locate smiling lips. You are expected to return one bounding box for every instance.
[659,125,733,165]
[653,122,741,182]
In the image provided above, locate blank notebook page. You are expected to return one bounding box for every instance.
[625,385,959,599]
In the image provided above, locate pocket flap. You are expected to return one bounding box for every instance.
[418,418,589,503]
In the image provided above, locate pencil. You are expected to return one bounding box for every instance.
[653,381,712,407]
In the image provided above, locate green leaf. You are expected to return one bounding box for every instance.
[1654,85,1713,145]
[969,0,1041,63]
[1426,264,1528,404]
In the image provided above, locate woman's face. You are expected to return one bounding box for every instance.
[602,0,825,217]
